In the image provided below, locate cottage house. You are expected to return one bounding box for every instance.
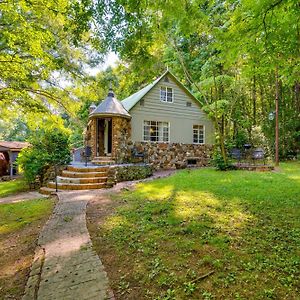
[86,70,214,169]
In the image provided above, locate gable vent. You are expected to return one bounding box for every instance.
[140,99,145,106]
[186,102,192,107]
[163,76,169,82]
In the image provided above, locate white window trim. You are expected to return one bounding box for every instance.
[160,86,174,103]
[142,120,170,143]
[193,125,205,145]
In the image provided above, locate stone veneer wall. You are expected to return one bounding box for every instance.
[112,117,131,163]
[106,164,153,187]
[41,165,66,187]
[86,118,97,159]
[132,142,213,170]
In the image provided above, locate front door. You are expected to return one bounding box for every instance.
[104,119,112,155]
[97,119,105,156]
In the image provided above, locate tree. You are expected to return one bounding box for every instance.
[0,0,101,115]
[17,128,71,185]
[93,0,300,161]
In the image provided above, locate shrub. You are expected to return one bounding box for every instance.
[212,152,236,171]
[18,128,71,185]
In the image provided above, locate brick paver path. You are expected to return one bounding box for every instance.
[23,190,111,300]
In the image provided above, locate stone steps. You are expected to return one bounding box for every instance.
[61,170,107,178]
[40,187,60,195]
[66,165,109,172]
[91,161,116,165]
[47,182,107,190]
[57,176,108,184]
[40,164,111,192]
[92,156,116,165]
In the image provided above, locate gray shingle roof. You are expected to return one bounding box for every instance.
[89,90,131,119]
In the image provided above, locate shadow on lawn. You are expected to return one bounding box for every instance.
[100,166,300,299]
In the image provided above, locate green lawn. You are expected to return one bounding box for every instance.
[0,179,28,197]
[88,162,300,300]
[0,198,54,299]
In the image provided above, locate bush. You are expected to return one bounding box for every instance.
[18,129,71,185]
[212,152,236,171]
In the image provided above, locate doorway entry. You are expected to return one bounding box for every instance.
[96,118,112,156]
[104,119,112,155]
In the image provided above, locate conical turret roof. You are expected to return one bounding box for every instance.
[89,90,131,119]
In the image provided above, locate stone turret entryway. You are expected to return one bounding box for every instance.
[85,89,132,164]
[40,165,110,194]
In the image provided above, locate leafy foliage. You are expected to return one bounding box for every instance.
[93,0,300,161]
[0,0,101,121]
[212,151,235,171]
[17,128,71,184]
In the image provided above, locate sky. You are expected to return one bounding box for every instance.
[86,52,119,76]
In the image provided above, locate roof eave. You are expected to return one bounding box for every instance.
[89,113,131,119]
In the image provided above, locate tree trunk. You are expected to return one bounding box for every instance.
[275,66,279,166]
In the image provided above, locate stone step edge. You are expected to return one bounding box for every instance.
[91,161,116,165]
[67,166,110,172]
[62,171,107,175]
[57,176,108,181]
[56,177,108,184]
[47,182,107,190]
[39,187,60,195]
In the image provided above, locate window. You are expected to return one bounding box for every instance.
[193,125,204,144]
[144,121,169,142]
[160,86,173,102]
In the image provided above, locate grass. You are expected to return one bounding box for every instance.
[0,198,55,299]
[0,178,28,197]
[87,162,300,300]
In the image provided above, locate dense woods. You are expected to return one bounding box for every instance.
[0,0,299,160]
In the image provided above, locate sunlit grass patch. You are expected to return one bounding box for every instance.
[0,198,53,235]
[88,162,300,299]
[0,178,28,197]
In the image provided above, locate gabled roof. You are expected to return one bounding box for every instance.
[121,70,200,111]
[0,141,30,151]
[89,90,131,119]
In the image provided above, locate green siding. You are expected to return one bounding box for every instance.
[129,76,215,144]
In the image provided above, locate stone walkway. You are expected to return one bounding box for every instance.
[22,190,112,300]
[22,169,176,300]
[0,191,46,204]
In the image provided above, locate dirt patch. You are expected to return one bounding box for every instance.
[0,197,56,300]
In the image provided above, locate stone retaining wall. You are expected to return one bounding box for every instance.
[41,165,66,187]
[107,164,153,186]
[132,142,213,170]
